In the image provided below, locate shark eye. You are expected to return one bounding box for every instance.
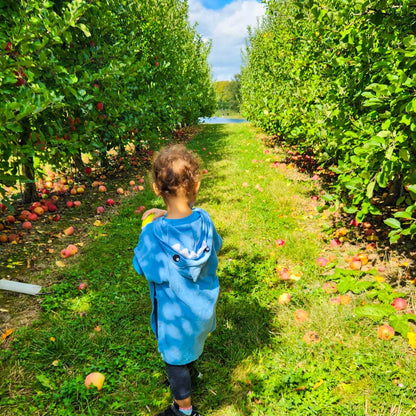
[173,254,180,262]
[204,247,210,253]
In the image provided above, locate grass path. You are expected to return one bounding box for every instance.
[1,124,416,415]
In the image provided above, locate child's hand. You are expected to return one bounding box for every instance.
[141,208,167,222]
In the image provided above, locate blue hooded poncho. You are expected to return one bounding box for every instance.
[133,207,222,365]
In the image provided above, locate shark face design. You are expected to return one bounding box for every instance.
[171,240,209,259]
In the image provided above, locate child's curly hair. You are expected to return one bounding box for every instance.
[152,144,201,201]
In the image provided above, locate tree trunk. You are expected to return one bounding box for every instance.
[21,120,38,204]
[72,151,84,172]
[384,174,403,206]
[22,161,38,204]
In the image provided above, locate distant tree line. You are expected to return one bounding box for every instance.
[215,75,241,113]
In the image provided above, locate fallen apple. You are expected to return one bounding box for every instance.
[28,213,38,221]
[330,238,341,248]
[66,201,74,208]
[84,372,105,390]
[340,295,351,305]
[60,248,71,258]
[377,324,394,340]
[323,281,338,294]
[67,244,78,255]
[275,239,285,247]
[294,309,309,323]
[278,293,291,305]
[392,298,407,311]
[63,226,74,236]
[106,199,114,206]
[349,259,362,270]
[73,201,82,207]
[98,185,107,193]
[316,257,329,267]
[22,221,32,230]
[116,187,124,194]
[96,206,105,214]
[278,268,290,280]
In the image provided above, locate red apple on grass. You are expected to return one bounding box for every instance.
[378,324,394,340]
[323,281,338,294]
[278,293,291,305]
[60,248,71,258]
[96,206,105,214]
[106,199,114,206]
[85,372,105,390]
[330,238,341,248]
[22,221,32,230]
[63,226,74,236]
[294,309,309,323]
[392,298,407,311]
[67,244,78,255]
[316,257,329,267]
[28,213,38,221]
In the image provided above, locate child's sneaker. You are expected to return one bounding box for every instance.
[155,402,200,416]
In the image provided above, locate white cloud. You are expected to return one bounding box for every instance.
[188,0,266,81]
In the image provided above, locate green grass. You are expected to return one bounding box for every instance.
[1,124,416,415]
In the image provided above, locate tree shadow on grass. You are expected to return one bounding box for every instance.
[193,252,275,415]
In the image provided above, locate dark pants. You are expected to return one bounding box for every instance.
[164,361,194,400]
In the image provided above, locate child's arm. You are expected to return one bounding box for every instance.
[141,208,166,221]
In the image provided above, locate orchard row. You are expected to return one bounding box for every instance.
[240,0,416,241]
[0,0,216,204]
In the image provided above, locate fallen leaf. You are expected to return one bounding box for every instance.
[313,379,324,389]
[93,220,102,227]
[1,329,13,340]
[56,260,66,268]
[52,360,59,367]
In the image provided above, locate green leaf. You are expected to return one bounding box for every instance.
[394,211,412,219]
[389,314,411,338]
[355,304,396,321]
[36,374,56,390]
[366,181,376,199]
[399,148,410,162]
[384,218,402,229]
[77,23,91,37]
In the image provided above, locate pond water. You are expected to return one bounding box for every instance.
[199,117,248,124]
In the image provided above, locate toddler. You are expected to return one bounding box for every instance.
[133,144,222,416]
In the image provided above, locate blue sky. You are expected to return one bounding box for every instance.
[200,0,236,9]
[188,0,265,81]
